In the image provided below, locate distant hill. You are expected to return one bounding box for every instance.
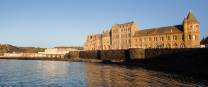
[0,44,45,55]
[0,44,21,53]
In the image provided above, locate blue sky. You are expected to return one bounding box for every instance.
[0,0,207,47]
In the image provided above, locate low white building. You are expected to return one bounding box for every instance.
[38,47,78,54]
[3,53,46,57]
[2,47,79,58]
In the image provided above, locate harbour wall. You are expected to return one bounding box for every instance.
[69,48,205,61]
[65,48,208,76]
[138,48,208,77]
[1,48,208,76]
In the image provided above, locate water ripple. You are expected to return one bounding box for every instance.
[0,59,207,87]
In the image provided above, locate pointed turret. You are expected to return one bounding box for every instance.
[184,10,199,24]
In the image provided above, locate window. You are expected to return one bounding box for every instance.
[173,35,177,40]
[128,28,131,32]
[193,35,196,40]
[167,36,171,40]
[155,37,158,41]
[188,35,191,40]
[154,37,157,41]
[160,37,164,41]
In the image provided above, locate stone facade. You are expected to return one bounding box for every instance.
[84,11,200,50]
[84,34,102,50]
[101,30,111,50]
[111,22,138,49]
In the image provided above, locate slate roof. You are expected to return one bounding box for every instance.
[134,25,183,37]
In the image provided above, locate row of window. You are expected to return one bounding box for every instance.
[121,34,131,38]
[134,43,184,48]
[188,35,197,40]
[112,28,131,33]
[121,28,131,32]
[190,25,199,29]
[103,40,110,44]
[135,35,180,42]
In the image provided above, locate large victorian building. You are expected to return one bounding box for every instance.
[84,11,200,50]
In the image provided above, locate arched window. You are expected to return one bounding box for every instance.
[155,37,158,41]
[188,35,191,40]
[193,35,196,40]
[173,35,177,40]
[167,36,171,40]
[128,28,131,32]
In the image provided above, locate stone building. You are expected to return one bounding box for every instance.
[84,33,102,50]
[101,30,111,50]
[111,22,138,49]
[84,11,200,50]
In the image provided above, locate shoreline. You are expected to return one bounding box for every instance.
[0,57,102,62]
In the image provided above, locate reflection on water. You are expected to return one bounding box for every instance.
[85,63,208,87]
[0,59,207,87]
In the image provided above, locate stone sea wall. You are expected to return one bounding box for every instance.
[129,48,145,59]
[100,50,127,61]
[140,48,208,76]
[79,50,100,59]
[1,48,208,76]
[144,48,193,58]
[65,48,208,76]
[66,48,208,61]
[65,51,80,59]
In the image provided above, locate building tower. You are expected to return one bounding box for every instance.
[183,10,200,48]
[111,21,138,49]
